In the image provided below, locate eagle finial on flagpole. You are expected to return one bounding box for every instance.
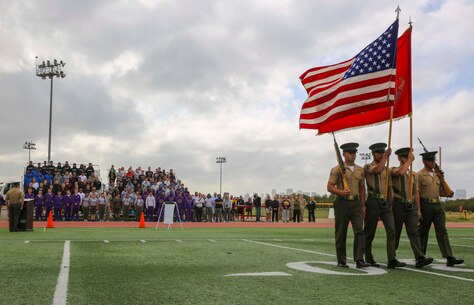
[396,5,401,20]
[409,15,412,27]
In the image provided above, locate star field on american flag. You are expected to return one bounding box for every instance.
[343,23,398,79]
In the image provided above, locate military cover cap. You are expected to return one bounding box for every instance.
[369,142,387,153]
[340,142,359,153]
[420,151,437,161]
[395,147,412,157]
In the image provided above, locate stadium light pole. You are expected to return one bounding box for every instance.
[35,57,66,164]
[23,141,36,163]
[360,152,371,164]
[216,157,226,195]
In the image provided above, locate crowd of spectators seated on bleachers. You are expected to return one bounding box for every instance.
[20,162,318,223]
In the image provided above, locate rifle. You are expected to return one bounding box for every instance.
[417,138,454,196]
[332,132,350,192]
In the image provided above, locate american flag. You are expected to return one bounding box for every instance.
[299,19,399,132]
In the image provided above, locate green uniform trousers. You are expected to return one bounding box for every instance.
[392,199,424,259]
[334,198,365,264]
[419,202,453,258]
[8,203,21,232]
[364,197,396,262]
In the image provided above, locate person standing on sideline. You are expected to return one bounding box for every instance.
[45,187,55,219]
[327,142,369,269]
[63,189,73,221]
[5,182,24,232]
[292,195,301,223]
[214,194,223,222]
[223,194,232,222]
[364,143,406,269]
[281,195,291,223]
[54,190,64,221]
[204,194,213,222]
[35,189,45,221]
[271,195,280,222]
[307,196,316,222]
[98,192,107,221]
[112,193,122,221]
[72,188,81,221]
[264,195,272,222]
[391,148,433,268]
[417,151,463,267]
[82,192,90,221]
[254,194,262,222]
[145,191,155,221]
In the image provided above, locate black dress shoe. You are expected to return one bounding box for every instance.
[447,257,464,267]
[337,263,349,268]
[356,260,370,268]
[387,259,407,269]
[367,260,380,268]
[415,256,434,268]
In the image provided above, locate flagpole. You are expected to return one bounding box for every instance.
[384,5,401,199]
[408,114,413,199]
[408,17,414,200]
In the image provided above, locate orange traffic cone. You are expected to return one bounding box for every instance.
[46,211,55,229]
[138,212,145,228]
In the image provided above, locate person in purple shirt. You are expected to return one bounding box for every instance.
[25,187,35,201]
[156,196,165,222]
[45,188,55,219]
[54,190,64,221]
[185,195,194,222]
[176,195,185,222]
[72,189,82,221]
[63,189,73,221]
[35,189,45,221]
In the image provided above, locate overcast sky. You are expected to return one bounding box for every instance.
[1,0,473,198]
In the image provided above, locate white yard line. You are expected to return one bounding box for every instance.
[208,239,217,243]
[140,240,147,243]
[243,239,474,283]
[52,240,71,305]
[242,239,336,257]
[24,241,30,244]
[104,240,109,243]
[175,240,183,243]
[401,239,474,248]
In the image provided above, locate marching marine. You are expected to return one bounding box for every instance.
[327,142,369,268]
[416,150,463,267]
[364,143,406,268]
[391,147,433,268]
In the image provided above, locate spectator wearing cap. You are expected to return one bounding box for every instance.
[416,151,463,267]
[327,142,369,269]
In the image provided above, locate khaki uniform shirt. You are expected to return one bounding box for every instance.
[390,167,418,200]
[417,168,441,200]
[5,188,24,204]
[364,162,391,197]
[328,163,365,196]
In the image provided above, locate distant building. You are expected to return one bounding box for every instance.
[286,188,293,195]
[455,189,467,200]
[296,190,303,194]
[271,189,276,198]
[303,192,310,197]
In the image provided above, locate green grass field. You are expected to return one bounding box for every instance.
[1,227,473,305]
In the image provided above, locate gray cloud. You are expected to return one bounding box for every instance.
[1,0,473,198]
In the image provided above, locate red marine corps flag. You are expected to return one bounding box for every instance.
[298,18,412,134]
